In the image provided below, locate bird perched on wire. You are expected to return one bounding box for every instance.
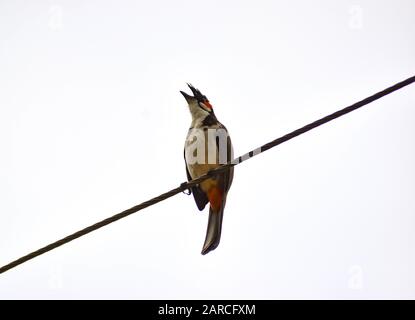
[181,84,234,255]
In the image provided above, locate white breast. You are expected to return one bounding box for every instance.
[184,127,221,179]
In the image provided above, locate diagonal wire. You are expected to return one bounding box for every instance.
[1,75,414,275]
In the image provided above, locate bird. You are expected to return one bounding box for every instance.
[181,83,234,255]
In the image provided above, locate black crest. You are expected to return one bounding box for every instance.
[187,83,209,103]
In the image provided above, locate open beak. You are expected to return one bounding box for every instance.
[180,90,193,103]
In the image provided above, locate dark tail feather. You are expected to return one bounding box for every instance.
[201,206,224,255]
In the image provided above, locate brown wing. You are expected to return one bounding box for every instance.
[216,124,234,195]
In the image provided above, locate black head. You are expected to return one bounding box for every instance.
[180,83,213,113]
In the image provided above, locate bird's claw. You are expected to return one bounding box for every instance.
[181,182,191,195]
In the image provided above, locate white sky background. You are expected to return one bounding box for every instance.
[0,0,414,299]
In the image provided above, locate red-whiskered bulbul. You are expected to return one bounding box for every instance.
[181,84,234,255]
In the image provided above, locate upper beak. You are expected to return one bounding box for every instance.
[180,90,193,103]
